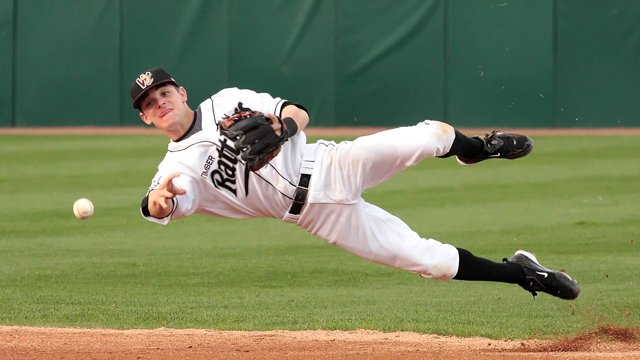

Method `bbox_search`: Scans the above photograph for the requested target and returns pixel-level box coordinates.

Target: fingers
[156,192,170,209]
[161,173,180,187]
[151,188,175,209]
[264,113,278,124]
[152,173,186,211]
[265,113,282,136]
[160,173,186,194]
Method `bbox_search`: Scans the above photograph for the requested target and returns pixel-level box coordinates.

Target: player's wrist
[280,117,298,138]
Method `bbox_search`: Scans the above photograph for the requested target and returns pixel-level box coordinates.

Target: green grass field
[1,133,638,339]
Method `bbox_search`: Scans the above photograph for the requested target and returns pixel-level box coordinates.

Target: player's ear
[139,111,152,125]
[178,86,188,103]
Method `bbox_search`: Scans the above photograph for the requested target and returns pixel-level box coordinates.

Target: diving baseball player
[131,67,580,300]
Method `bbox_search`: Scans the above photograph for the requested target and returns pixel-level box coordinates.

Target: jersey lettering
[210,137,240,196]
[201,155,215,178]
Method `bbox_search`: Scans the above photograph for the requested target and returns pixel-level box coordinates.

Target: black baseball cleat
[456,130,533,165]
[504,250,580,300]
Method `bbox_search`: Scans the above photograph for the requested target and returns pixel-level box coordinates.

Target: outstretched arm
[146,173,186,218]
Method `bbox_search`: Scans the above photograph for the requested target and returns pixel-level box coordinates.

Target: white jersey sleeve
[210,87,289,121]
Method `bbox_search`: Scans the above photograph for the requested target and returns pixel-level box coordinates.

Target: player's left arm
[280,103,309,135]
[264,103,309,138]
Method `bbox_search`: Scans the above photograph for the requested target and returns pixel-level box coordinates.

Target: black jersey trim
[141,195,151,217]
[274,99,284,117]
[174,109,202,142]
[281,101,308,116]
[209,97,217,123]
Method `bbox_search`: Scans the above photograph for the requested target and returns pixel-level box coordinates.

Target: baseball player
[131,67,580,300]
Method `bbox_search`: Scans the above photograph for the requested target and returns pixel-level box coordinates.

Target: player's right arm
[141,172,197,225]
[146,173,185,218]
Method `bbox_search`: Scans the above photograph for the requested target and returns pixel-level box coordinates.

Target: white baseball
[73,198,94,220]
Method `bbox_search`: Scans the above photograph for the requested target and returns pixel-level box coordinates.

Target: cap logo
[135,71,154,89]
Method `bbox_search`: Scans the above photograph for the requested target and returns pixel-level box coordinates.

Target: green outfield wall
[1,0,638,128]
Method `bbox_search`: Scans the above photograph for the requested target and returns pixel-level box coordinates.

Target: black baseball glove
[219,110,289,171]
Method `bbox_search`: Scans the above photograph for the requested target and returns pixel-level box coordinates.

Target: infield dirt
[1,325,639,360]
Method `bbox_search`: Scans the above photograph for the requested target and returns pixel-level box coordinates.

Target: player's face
[139,85,189,130]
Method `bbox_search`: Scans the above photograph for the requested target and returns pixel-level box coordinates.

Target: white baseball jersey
[142,87,307,223]
[142,88,461,280]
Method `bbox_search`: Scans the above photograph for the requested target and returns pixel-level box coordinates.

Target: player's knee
[417,120,456,156]
[416,242,459,280]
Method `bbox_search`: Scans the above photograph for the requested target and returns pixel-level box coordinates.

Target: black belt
[288,174,311,215]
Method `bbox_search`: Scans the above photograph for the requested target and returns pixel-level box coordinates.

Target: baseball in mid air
[73,198,94,220]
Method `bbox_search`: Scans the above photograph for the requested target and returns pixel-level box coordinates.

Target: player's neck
[166,109,196,141]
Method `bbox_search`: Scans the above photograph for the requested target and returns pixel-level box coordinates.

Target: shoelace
[483,130,504,152]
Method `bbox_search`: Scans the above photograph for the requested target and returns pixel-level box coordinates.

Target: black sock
[438,130,485,158]
[453,248,525,284]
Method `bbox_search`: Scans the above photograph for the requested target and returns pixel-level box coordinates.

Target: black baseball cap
[130,67,178,110]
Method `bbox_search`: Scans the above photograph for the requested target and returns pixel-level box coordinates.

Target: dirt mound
[531,325,640,353]
[1,325,639,359]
